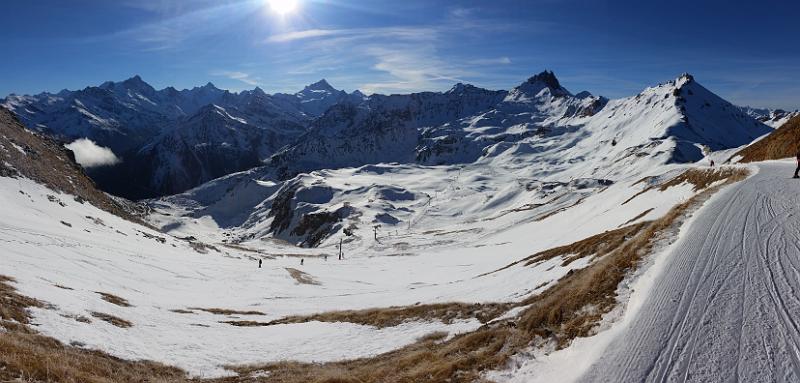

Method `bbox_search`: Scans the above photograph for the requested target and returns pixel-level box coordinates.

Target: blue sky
[1,0,799,109]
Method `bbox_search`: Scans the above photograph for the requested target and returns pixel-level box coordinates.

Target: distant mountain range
[1,71,780,201]
[738,106,799,128]
[2,77,364,198]
[154,72,773,247]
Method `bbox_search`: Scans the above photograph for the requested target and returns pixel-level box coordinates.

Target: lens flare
[267,0,299,15]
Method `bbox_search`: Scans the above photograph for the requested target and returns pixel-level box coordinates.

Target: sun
[267,0,299,15]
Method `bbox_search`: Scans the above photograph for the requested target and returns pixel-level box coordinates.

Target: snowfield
[0,157,714,377]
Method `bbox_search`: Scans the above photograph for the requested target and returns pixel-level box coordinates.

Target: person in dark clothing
[258,259,262,268]
[300,258,304,266]
[795,151,800,179]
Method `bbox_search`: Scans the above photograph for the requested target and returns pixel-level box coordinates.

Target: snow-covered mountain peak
[676,72,695,85]
[505,70,571,103]
[445,82,486,96]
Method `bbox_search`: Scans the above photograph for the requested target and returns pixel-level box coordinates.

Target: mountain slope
[0,107,139,221]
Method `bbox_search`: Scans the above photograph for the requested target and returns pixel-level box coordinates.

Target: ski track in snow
[580,162,800,383]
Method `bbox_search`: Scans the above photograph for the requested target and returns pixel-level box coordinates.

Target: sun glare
[267,0,299,15]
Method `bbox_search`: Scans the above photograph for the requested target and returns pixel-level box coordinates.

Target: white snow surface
[0,158,710,377]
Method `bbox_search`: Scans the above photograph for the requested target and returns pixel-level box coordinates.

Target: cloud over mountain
[65,138,121,168]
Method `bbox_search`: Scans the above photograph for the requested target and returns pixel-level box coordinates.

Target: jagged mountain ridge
[3,71,774,203]
[2,76,364,198]
[157,72,771,247]
[1,75,350,151]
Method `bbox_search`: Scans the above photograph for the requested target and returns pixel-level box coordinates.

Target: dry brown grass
[188,307,265,316]
[658,167,747,191]
[55,283,75,290]
[417,331,449,343]
[534,197,585,222]
[737,115,800,162]
[620,208,654,227]
[286,267,321,285]
[0,331,188,383]
[523,222,650,267]
[0,275,188,382]
[0,275,44,327]
[90,312,133,328]
[96,292,132,307]
[170,309,195,314]
[223,302,513,329]
[622,167,748,205]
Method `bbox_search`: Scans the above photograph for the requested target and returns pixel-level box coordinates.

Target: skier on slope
[795,150,800,179]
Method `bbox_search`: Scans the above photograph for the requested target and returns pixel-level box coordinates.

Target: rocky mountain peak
[526,70,561,90]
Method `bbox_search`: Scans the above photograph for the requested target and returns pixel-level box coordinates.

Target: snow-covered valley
[1,69,797,382]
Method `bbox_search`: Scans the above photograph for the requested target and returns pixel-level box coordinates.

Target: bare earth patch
[188,307,265,316]
[170,309,195,314]
[96,291,132,307]
[620,208,655,227]
[285,268,321,285]
[222,302,512,328]
[622,167,748,205]
[90,312,133,328]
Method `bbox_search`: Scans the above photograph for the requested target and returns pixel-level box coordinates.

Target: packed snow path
[580,162,800,382]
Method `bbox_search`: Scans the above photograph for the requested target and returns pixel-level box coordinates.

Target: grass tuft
[90,312,133,328]
[96,292,132,307]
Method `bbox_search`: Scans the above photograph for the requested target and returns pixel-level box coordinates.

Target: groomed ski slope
[578,161,800,382]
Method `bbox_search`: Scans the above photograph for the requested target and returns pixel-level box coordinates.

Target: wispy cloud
[266,29,344,43]
[467,57,512,66]
[266,27,436,44]
[210,70,261,86]
[264,17,522,94]
[79,2,260,51]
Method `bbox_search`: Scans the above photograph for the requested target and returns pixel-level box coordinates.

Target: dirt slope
[737,115,800,162]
